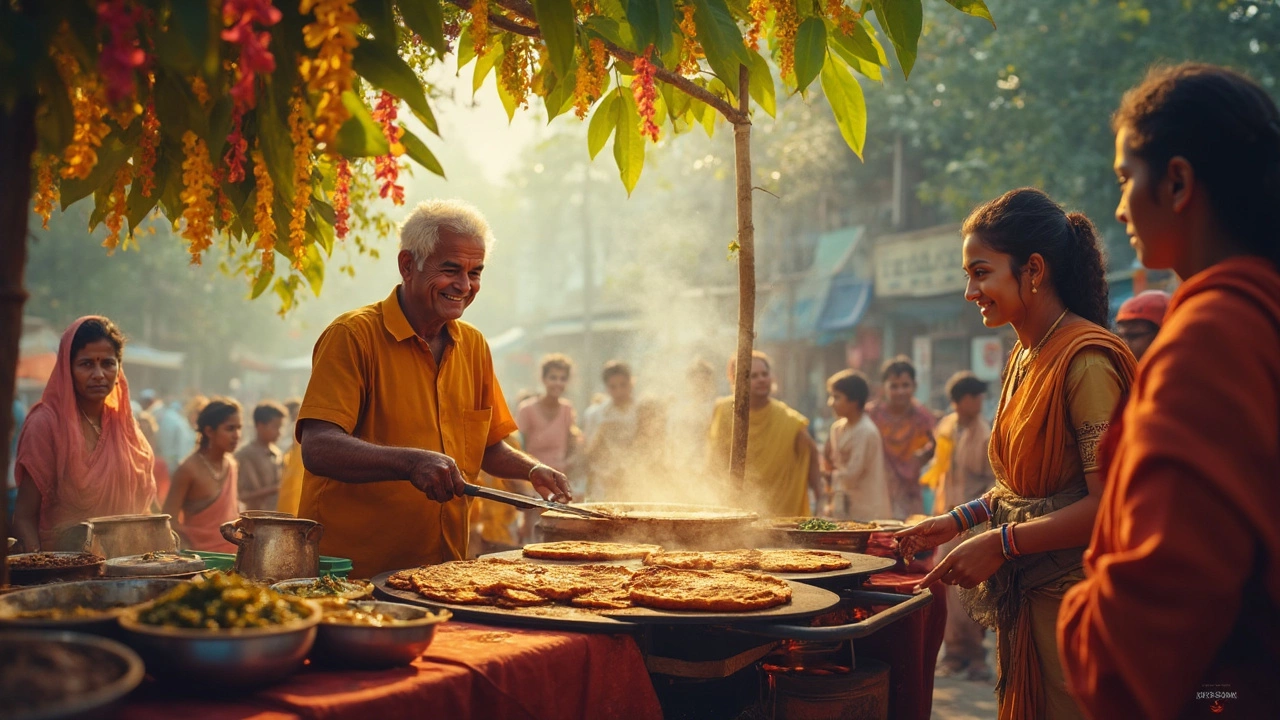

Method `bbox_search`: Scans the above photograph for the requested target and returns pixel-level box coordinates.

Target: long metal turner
[462,483,614,519]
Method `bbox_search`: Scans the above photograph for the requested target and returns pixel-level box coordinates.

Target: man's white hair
[399,199,495,269]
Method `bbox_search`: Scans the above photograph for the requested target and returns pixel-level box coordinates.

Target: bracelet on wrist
[999,522,1023,561]
[949,498,993,532]
[528,463,549,480]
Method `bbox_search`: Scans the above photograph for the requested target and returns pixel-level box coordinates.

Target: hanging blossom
[747,0,769,52]
[470,0,489,57]
[53,49,110,180]
[632,47,660,142]
[103,163,133,253]
[825,0,862,35]
[190,76,211,105]
[499,37,534,110]
[213,167,234,225]
[251,147,277,273]
[333,157,351,239]
[530,42,550,97]
[773,0,799,80]
[224,111,249,182]
[137,100,160,196]
[371,91,405,205]
[221,0,281,109]
[299,0,359,147]
[287,95,313,265]
[33,154,59,230]
[179,131,216,264]
[677,4,703,75]
[96,0,147,106]
[573,39,608,119]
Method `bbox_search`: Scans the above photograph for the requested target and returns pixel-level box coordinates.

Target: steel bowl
[0,630,144,720]
[312,601,450,668]
[0,578,187,636]
[7,553,105,586]
[117,599,321,689]
[271,577,374,601]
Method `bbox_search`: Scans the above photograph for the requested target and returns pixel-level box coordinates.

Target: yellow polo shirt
[296,287,518,578]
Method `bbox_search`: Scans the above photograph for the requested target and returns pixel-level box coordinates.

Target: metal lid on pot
[105,552,206,578]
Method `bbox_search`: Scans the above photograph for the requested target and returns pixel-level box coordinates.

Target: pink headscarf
[15,316,156,547]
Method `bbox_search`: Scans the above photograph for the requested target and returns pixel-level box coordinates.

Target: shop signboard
[971,336,1005,382]
[873,226,965,298]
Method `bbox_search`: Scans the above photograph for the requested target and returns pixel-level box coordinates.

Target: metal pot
[57,514,181,558]
[220,515,323,583]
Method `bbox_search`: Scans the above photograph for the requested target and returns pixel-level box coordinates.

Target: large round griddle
[480,548,895,588]
[597,581,839,625]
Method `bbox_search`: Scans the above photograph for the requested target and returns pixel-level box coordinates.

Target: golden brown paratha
[626,566,792,612]
[522,541,661,561]
[399,559,638,609]
[754,550,851,573]
[642,549,762,570]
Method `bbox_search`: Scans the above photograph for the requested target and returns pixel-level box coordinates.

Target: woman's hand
[893,515,960,561]
[915,529,1006,590]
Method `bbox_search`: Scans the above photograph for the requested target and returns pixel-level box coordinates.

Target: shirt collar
[382,285,459,344]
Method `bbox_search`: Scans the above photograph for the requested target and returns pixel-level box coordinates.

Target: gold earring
[1032,286,1038,294]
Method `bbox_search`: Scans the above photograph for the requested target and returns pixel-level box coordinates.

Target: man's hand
[529,464,572,503]
[407,450,466,503]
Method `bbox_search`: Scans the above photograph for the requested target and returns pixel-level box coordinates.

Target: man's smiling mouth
[442,293,464,301]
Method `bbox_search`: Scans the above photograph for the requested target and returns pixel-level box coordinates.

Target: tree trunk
[728,65,755,490]
[0,96,37,586]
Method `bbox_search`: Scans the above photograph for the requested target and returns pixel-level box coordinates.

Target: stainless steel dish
[56,514,181,558]
[104,552,206,578]
[117,600,321,688]
[312,601,450,668]
[0,578,187,635]
[0,630,145,720]
[272,577,374,601]
[7,553,105,586]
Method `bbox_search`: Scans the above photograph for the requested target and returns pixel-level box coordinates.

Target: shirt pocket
[459,408,493,479]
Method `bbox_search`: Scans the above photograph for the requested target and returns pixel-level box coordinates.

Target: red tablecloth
[119,622,662,720]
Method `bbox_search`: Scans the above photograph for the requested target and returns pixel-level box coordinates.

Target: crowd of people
[4,62,1277,719]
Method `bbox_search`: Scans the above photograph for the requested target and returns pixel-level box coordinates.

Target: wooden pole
[728,65,755,489]
[0,96,37,586]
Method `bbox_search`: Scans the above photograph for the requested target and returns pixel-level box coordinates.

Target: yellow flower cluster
[33,154,59,230]
[471,0,490,57]
[287,96,313,267]
[53,49,110,181]
[252,148,277,274]
[825,0,862,34]
[179,131,216,265]
[747,0,769,52]
[531,42,550,97]
[678,4,703,75]
[102,162,133,253]
[300,0,359,147]
[190,76,211,106]
[499,37,533,110]
[573,39,608,119]
[772,0,799,80]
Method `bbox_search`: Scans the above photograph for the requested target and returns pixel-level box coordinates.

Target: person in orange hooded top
[1058,64,1280,720]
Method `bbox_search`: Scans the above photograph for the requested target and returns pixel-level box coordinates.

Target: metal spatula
[461,483,614,519]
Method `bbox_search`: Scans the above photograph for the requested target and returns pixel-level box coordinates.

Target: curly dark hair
[196,398,242,449]
[963,188,1110,328]
[70,317,126,361]
[1114,63,1280,265]
[540,353,573,379]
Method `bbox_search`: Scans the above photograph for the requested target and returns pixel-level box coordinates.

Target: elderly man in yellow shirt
[296,200,571,578]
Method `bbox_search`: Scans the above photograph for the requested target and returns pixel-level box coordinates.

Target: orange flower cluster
[53,49,110,181]
[747,0,769,52]
[251,148,277,273]
[773,0,799,80]
[471,0,490,57]
[287,96,313,265]
[137,100,160,197]
[573,39,608,119]
[300,0,359,147]
[499,37,533,110]
[33,154,59,230]
[632,47,660,142]
[677,5,703,75]
[191,76,211,106]
[179,131,216,264]
[530,42,550,97]
[371,91,405,205]
[103,163,133,253]
[333,157,351,239]
[825,0,862,34]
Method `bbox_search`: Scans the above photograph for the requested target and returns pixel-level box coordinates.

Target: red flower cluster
[333,157,351,239]
[224,111,249,182]
[632,47,660,142]
[221,0,281,110]
[137,100,160,197]
[97,0,147,105]
[371,91,405,205]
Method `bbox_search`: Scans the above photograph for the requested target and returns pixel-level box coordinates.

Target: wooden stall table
[119,621,662,720]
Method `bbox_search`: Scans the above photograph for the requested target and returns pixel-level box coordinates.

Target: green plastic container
[183,551,352,578]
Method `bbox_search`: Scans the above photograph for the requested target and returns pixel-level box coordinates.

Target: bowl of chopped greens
[117,572,320,688]
[760,517,882,552]
[271,575,374,601]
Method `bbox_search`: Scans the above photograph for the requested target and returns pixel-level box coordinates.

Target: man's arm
[300,420,466,503]
[481,440,571,502]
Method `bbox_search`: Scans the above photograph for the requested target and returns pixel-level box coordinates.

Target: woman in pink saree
[13,316,157,551]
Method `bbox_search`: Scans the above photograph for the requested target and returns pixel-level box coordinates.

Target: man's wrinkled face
[883,372,916,412]
[400,230,487,323]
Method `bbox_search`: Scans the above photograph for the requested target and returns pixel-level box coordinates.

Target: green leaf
[661,82,692,119]
[495,61,518,121]
[401,126,446,177]
[397,0,446,55]
[820,55,867,159]
[587,92,619,159]
[301,243,326,295]
[60,137,130,209]
[331,91,392,157]
[473,39,502,95]
[691,0,750,89]
[258,96,295,199]
[355,0,396,41]
[125,154,165,231]
[273,278,295,313]
[154,1,217,76]
[533,0,577,80]
[585,16,634,52]
[352,37,437,132]
[34,60,75,154]
[613,89,645,194]
[745,52,775,117]
[250,266,274,299]
[308,208,335,256]
[827,21,882,81]
[870,0,922,78]
[942,0,995,28]
[793,17,827,93]
[627,0,675,55]
[543,56,582,122]
[457,26,476,68]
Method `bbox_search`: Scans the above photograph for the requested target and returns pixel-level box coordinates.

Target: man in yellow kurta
[708,351,820,517]
[296,200,571,578]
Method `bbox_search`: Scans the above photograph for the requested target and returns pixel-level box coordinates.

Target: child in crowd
[822,370,893,521]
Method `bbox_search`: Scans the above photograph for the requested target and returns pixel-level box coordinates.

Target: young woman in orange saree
[896,189,1136,720]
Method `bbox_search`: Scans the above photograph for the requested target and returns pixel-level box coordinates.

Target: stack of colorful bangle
[999,522,1023,560]
[948,497,993,532]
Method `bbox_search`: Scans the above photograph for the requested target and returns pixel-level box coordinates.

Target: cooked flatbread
[626,566,792,612]
[643,549,762,571]
[400,558,639,609]
[522,541,662,561]
[754,549,851,573]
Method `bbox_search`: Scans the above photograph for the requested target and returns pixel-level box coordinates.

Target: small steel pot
[220,515,323,583]
[57,514,181,558]
[312,602,450,668]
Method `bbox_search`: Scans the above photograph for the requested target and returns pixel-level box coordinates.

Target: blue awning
[818,275,872,332]
[757,280,829,343]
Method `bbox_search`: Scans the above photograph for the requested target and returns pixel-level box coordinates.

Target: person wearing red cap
[1113,289,1171,360]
